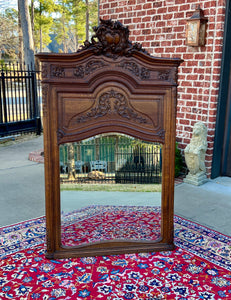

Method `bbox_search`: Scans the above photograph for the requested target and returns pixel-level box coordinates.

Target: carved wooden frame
[37,19,183,259]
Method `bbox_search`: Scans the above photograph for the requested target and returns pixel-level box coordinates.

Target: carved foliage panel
[46,58,177,85]
[57,85,165,143]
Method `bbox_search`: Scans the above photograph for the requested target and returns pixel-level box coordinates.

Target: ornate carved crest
[80,19,149,59]
[75,89,149,124]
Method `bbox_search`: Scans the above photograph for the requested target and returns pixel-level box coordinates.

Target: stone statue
[184,122,208,186]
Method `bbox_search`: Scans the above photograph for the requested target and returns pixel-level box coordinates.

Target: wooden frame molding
[36,19,183,259]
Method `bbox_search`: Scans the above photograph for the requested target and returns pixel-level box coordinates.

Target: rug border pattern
[0,205,230,272]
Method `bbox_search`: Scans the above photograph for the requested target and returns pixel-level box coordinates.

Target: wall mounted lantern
[186,5,208,46]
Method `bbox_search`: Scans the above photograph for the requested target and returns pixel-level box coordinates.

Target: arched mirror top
[56,83,166,144]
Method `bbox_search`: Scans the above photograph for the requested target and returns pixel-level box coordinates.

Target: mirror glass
[60,133,162,247]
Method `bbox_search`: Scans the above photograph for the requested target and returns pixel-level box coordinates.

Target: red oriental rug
[61,206,161,246]
[1,205,231,300]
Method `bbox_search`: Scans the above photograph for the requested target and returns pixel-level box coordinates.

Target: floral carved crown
[79,19,149,59]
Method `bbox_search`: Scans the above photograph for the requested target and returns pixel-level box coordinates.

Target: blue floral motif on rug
[0,205,231,299]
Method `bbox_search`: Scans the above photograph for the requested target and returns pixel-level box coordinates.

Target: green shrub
[175,142,183,177]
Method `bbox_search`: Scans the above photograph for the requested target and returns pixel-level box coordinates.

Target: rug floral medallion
[0,205,231,299]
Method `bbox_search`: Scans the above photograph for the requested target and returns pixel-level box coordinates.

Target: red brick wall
[100,0,226,177]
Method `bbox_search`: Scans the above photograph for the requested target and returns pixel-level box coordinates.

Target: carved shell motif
[76,89,149,124]
[79,19,149,59]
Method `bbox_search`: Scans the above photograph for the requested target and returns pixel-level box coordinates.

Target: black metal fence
[60,134,162,184]
[0,63,42,137]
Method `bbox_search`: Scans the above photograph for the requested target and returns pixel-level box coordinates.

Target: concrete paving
[0,135,45,226]
[61,191,161,213]
[175,178,231,236]
[0,134,230,237]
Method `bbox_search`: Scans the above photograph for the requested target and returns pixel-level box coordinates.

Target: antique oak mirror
[37,19,183,259]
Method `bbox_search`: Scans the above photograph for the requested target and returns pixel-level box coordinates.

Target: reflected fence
[60,134,162,184]
[0,63,42,137]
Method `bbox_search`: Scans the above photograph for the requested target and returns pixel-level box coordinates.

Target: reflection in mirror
[60,133,162,247]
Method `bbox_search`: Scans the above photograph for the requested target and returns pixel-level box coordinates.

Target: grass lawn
[60,183,162,192]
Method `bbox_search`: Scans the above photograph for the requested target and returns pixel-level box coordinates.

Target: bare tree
[86,0,89,41]
[0,10,18,61]
[18,0,35,67]
[18,2,24,64]
[31,0,35,39]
